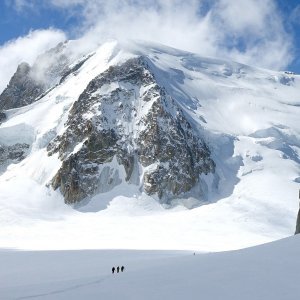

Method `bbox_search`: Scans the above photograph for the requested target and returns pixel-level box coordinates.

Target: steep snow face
[0,40,299,251]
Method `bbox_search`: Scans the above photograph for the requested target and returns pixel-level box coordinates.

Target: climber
[117,266,120,273]
[121,266,125,272]
[112,267,115,274]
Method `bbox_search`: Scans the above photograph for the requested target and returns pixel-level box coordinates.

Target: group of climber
[112,266,125,274]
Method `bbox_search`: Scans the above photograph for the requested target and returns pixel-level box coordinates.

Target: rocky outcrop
[0,112,6,124]
[296,213,300,234]
[48,57,215,204]
[0,42,71,112]
[0,62,44,111]
[0,143,30,174]
[137,96,214,198]
[296,200,300,234]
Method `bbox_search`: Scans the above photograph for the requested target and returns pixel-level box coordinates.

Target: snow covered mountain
[0,39,299,251]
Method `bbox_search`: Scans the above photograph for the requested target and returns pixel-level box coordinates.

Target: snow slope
[0,40,299,251]
[1,235,300,300]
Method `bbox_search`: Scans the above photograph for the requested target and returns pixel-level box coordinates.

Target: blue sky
[0,2,80,43]
[276,0,300,72]
[0,0,300,73]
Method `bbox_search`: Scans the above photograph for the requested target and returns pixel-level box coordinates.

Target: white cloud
[0,29,66,93]
[215,0,271,34]
[209,0,294,70]
[43,0,293,70]
[3,0,295,71]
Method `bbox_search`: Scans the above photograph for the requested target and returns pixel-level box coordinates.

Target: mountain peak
[0,39,299,250]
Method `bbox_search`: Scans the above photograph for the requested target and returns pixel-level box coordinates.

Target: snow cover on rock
[0,40,299,251]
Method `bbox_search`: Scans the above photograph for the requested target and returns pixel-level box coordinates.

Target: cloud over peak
[5,0,295,71]
[0,29,66,93]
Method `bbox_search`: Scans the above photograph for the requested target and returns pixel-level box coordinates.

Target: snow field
[1,235,300,300]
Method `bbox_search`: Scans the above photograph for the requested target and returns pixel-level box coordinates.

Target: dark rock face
[0,112,6,124]
[51,130,122,204]
[138,97,214,198]
[48,57,215,204]
[296,203,300,234]
[0,62,45,111]
[296,215,300,234]
[0,42,71,111]
[0,143,30,174]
